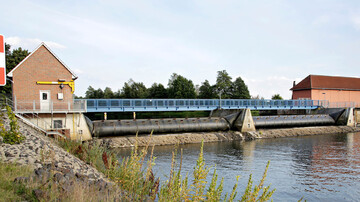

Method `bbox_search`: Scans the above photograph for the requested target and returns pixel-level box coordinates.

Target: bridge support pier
[234,109,256,132]
[211,108,256,133]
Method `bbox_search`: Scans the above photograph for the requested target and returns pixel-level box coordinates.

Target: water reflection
[114,132,360,201]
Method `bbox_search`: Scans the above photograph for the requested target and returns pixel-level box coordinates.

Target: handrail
[12,99,86,113]
[77,99,327,112]
[0,97,53,131]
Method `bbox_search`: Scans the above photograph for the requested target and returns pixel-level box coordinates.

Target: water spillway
[253,115,335,128]
[93,117,230,137]
[89,108,353,137]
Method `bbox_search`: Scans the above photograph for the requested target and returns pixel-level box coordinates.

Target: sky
[2,0,360,99]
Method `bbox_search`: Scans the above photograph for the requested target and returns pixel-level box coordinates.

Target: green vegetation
[148,83,168,98]
[251,110,260,116]
[198,79,216,98]
[0,162,34,201]
[80,70,251,99]
[1,135,275,201]
[0,105,25,144]
[122,79,149,98]
[271,94,283,100]
[167,73,197,98]
[56,138,275,201]
[215,70,233,99]
[0,161,121,201]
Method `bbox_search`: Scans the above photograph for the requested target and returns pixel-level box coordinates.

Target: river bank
[0,113,118,200]
[96,125,360,148]
[0,111,275,201]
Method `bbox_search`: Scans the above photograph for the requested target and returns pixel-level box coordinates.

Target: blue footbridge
[78,99,326,113]
[76,98,346,137]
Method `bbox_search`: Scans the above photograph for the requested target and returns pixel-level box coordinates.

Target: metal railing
[0,97,52,131]
[78,99,326,112]
[13,99,86,113]
[327,102,360,108]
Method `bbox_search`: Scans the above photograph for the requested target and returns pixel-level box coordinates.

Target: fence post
[14,96,17,111]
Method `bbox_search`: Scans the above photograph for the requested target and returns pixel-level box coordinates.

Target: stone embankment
[0,114,114,197]
[97,126,360,148]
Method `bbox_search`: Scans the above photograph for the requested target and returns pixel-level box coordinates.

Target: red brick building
[8,43,77,111]
[291,75,360,107]
[7,43,91,140]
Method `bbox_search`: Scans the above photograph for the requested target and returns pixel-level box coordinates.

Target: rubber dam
[89,108,353,137]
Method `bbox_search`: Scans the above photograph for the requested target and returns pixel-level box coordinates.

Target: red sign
[0,35,5,86]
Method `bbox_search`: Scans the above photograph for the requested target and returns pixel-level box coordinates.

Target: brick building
[8,43,76,108]
[7,43,91,140]
[291,75,360,107]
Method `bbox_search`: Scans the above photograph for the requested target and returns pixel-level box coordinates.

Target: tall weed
[57,137,275,201]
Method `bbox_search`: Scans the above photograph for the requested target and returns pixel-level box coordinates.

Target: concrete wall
[234,109,256,132]
[355,109,360,126]
[27,113,92,141]
[12,45,73,105]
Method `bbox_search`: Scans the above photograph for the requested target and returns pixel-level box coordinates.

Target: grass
[56,136,275,201]
[0,162,35,201]
[0,161,124,202]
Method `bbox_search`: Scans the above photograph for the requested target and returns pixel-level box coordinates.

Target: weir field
[2,28,360,200]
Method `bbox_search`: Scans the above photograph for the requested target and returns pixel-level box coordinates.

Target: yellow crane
[36,80,75,93]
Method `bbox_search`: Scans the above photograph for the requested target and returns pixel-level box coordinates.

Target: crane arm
[36,80,75,94]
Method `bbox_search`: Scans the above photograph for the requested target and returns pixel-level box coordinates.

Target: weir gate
[79,99,325,113]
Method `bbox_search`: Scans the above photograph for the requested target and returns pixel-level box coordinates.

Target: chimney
[293,81,296,87]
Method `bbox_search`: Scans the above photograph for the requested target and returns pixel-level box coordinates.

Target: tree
[0,44,30,95]
[85,86,97,98]
[251,95,264,99]
[167,73,196,98]
[103,87,114,98]
[95,88,104,98]
[148,83,168,98]
[114,89,122,98]
[121,79,148,98]
[215,70,232,99]
[198,80,216,99]
[272,94,283,100]
[74,94,83,99]
[231,77,250,99]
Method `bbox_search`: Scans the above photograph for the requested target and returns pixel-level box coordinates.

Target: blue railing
[76,99,325,112]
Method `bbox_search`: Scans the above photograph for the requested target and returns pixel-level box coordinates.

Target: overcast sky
[2,0,360,99]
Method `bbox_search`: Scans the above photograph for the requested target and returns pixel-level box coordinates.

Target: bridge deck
[77,99,325,112]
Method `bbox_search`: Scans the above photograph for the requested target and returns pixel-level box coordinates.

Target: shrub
[0,105,25,144]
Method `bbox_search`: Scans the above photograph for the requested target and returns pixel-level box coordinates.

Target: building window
[42,93,48,100]
[54,120,63,129]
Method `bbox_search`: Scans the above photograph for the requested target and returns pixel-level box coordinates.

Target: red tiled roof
[290,75,360,91]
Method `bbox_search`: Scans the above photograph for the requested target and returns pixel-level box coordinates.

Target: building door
[40,90,51,111]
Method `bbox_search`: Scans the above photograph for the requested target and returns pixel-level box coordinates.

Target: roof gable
[291,75,360,91]
[290,75,311,90]
[7,42,77,80]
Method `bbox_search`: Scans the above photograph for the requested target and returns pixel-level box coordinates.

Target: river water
[115,132,360,201]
